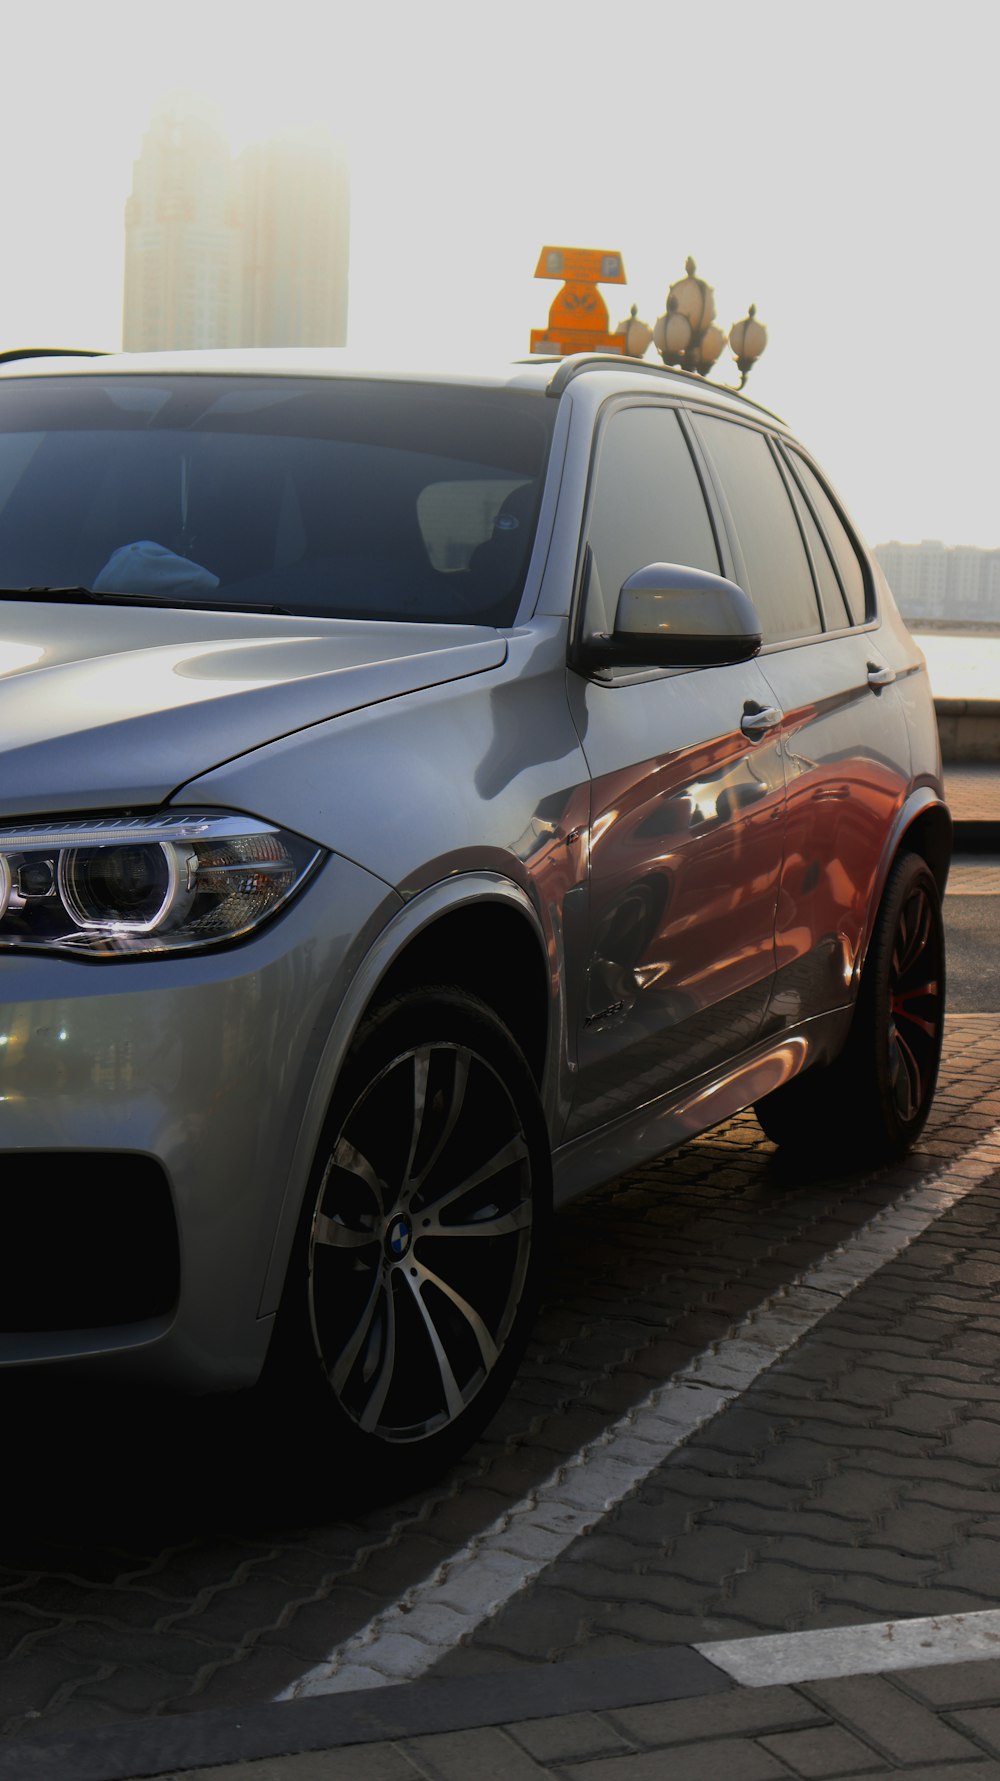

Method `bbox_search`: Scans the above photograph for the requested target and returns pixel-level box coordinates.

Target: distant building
[874,540,1000,624]
[123,103,349,352]
[123,99,240,352]
[237,137,349,347]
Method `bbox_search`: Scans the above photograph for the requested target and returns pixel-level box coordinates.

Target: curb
[0,1648,730,1781]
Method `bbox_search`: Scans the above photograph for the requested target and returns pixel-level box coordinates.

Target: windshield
[0,375,556,626]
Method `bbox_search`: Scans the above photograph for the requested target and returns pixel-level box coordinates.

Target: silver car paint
[0,605,506,819]
[0,851,401,1383]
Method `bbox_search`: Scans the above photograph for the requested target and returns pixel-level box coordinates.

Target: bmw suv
[0,348,949,1486]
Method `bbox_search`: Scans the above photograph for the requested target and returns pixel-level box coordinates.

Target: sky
[2,0,997,549]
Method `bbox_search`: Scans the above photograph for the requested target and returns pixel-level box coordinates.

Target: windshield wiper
[0,586,290,615]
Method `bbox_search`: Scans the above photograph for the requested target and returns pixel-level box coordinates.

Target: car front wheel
[268,987,550,1492]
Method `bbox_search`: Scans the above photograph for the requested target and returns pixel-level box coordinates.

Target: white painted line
[278,1127,1000,1701]
[698,1608,1000,1687]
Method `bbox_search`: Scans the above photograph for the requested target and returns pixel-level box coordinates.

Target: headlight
[0,812,323,957]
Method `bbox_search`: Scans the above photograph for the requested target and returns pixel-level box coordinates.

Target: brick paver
[421,1130,1000,1678]
[947,858,1000,894]
[944,763,1000,824]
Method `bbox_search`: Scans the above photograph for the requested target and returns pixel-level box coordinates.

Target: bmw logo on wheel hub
[385,1214,413,1261]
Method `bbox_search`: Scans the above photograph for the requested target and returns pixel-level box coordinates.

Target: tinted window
[786,450,868,626]
[697,417,821,644]
[0,376,556,626]
[784,469,851,629]
[585,405,720,633]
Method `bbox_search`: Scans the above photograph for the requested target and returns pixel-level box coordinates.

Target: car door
[692,414,911,1032]
[564,401,786,1141]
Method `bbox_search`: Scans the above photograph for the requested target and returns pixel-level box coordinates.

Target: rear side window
[585,404,720,634]
[785,450,869,626]
[784,470,852,630]
[696,416,821,645]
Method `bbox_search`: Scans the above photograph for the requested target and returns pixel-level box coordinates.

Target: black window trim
[777,440,875,631]
[688,410,825,653]
[766,436,848,634]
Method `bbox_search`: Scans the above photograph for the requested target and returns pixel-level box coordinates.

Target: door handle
[741,702,783,737]
[867,662,896,690]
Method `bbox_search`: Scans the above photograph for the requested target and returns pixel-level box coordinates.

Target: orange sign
[533,248,627,284]
[530,246,629,358]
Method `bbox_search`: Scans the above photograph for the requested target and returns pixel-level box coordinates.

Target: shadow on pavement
[0,1374,383,1555]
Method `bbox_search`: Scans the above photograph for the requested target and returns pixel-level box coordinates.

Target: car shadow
[0,1374,381,1553]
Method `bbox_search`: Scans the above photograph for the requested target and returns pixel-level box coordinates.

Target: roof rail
[0,347,108,365]
[530,351,783,421]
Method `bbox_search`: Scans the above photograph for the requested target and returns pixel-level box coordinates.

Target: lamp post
[648,257,767,385]
[617,304,654,359]
[729,303,768,387]
[653,258,728,376]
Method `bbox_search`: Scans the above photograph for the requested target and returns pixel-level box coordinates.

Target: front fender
[256,871,551,1317]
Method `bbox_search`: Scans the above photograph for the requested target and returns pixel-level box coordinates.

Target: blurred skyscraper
[238,136,349,347]
[123,99,240,351]
[123,102,349,351]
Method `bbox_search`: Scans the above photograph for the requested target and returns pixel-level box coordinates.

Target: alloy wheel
[307,1038,535,1443]
[887,878,943,1126]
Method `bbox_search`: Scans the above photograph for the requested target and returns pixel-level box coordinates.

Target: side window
[783,466,852,630]
[786,450,869,626]
[696,416,822,645]
[585,405,720,634]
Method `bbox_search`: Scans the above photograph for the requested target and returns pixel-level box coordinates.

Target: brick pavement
[424,1102,1000,1678]
[947,859,1000,895]
[945,765,1000,827]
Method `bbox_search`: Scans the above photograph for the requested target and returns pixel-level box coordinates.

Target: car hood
[0,602,507,820]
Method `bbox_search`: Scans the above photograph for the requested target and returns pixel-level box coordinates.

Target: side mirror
[575,562,762,671]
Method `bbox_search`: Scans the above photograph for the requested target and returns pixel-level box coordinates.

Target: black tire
[266,987,551,1494]
[755,852,945,1164]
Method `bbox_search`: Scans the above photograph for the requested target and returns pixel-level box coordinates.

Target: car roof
[0,345,786,428]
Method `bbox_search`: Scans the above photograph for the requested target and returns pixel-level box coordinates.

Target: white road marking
[698,1609,1000,1686]
[279,1127,1000,1700]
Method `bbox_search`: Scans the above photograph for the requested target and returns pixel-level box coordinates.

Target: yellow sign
[530,246,629,358]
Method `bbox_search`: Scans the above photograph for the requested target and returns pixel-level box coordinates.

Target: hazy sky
[2,0,997,548]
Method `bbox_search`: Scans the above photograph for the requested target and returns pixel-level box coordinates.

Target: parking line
[279,1127,1000,1700]
[698,1608,1000,1687]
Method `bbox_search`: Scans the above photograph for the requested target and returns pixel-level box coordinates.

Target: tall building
[123,105,350,352]
[238,137,350,347]
[123,99,240,351]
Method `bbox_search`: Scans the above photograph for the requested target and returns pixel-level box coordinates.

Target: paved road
[2,881,1000,1778]
[941,856,1000,1012]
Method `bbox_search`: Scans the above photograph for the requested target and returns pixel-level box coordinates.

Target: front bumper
[0,851,400,1388]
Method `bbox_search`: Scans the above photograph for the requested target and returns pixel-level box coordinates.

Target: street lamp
[651,257,767,385]
[729,303,768,387]
[616,304,654,359]
[653,258,727,376]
